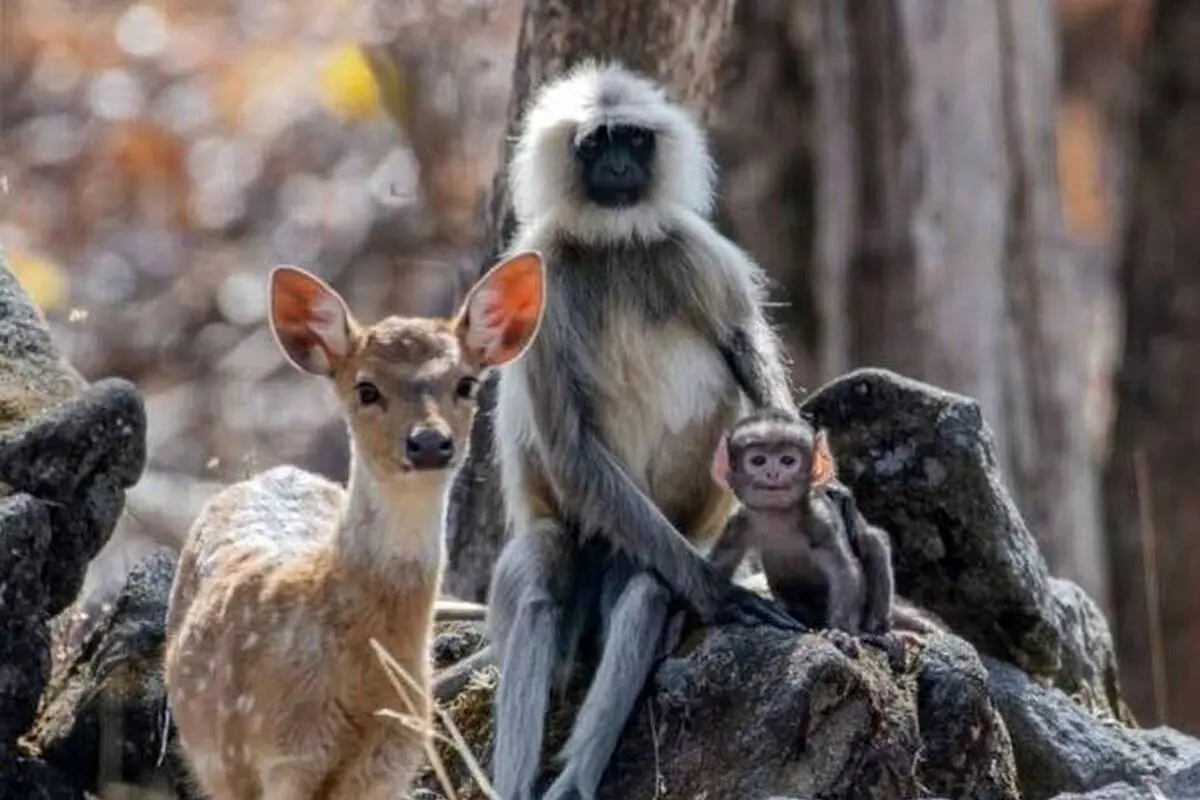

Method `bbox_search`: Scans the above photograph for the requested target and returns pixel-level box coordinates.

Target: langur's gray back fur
[509,60,718,243]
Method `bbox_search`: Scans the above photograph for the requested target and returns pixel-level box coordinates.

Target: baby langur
[709,410,894,636]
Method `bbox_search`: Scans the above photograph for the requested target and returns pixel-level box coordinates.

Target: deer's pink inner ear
[460,251,546,367]
[269,267,351,375]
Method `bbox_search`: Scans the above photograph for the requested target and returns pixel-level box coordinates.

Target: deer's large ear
[268,266,355,376]
[455,250,546,368]
[811,429,838,487]
[711,433,732,489]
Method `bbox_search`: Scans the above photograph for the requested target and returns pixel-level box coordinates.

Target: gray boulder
[800,368,1125,719]
[0,495,53,752]
[1051,762,1200,800]
[988,658,1200,799]
[33,549,197,798]
[1047,760,1200,798]
[0,256,85,440]
[421,627,1019,800]
[0,253,148,795]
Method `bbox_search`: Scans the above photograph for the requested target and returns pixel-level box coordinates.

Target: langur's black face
[729,433,813,512]
[574,124,656,208]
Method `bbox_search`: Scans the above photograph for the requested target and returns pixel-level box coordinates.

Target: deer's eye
[356,381,382,406]
[455,376,479,401]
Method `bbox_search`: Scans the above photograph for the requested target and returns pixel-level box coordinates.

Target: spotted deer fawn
[163,251,546,799]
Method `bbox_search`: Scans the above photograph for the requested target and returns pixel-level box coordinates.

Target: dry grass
[369,638,498,800]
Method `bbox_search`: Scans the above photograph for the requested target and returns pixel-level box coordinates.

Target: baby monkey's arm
[709,511,753,581]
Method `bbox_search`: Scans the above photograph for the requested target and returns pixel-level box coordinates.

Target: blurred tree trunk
[811,1,1106,608]
[1104,0,1200,733]
[712,2,821,387]
[442,0,738,601]
[361,1,522,251]
[719,1,1108,607]
[1056,0,1151,485]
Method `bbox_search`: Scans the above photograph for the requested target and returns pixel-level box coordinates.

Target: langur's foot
[541,767,592,800]
[817,628,862,658]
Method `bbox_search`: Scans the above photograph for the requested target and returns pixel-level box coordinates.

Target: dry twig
[370,637,498,800]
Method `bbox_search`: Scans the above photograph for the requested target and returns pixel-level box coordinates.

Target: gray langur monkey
[483,61,802,800]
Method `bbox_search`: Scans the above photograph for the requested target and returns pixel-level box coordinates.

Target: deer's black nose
[405,427,453,469]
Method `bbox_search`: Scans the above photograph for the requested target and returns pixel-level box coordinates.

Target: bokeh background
[5,0,1197,735]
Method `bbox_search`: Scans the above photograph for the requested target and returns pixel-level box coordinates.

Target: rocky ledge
[408,369,1200,800]
[5,243,1200,799]
[0,255,148,797]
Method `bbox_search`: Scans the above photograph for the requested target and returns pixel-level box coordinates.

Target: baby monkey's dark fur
[710,409,895,635]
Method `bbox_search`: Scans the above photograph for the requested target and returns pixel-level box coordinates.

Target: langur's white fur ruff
[508,61,718,244]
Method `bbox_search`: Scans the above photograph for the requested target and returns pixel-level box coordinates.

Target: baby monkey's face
[730,439,812,512]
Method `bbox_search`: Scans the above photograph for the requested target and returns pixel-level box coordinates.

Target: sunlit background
[0,0,520,530]
[4,0,1189,737]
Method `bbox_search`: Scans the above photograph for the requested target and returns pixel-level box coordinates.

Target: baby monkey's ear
[811,429,837,487]
[711,432,732,489]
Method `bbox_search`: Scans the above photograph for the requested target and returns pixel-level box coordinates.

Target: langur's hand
[713,585,805,631]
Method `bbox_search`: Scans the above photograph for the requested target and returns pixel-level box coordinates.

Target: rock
[1,379,147,616]
[914,635,1019,799]
[0,259,85,439]
[1159,761,1200,798]
[421,626,1019,800]
[1026,758,1200,798]
[987,658,1200,799]
[1049,783,1165,800]
[432,620,488,670]
[0,253,150,796]
[0,494,53,749]
[800,368,1124,718]
[0,377,146,501]
[1049,578,1131,721]
[32,549,196,798]
[0,757,89,799]
[1052,785,1160,800]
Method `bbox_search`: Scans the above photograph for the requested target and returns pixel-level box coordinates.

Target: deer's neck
[335,450,448,582]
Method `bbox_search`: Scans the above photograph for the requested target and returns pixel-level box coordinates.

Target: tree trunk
[442,0,738,601]
[794,0,1107,609]
[710,2,821,387]
[1104,0,1200,733]
[1056,0,1150,485]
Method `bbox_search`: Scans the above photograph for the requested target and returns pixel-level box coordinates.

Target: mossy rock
[417,627,1019,799]
[0,254,85,441]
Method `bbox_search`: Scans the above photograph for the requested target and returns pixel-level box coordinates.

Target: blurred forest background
[2,0,1197,736]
